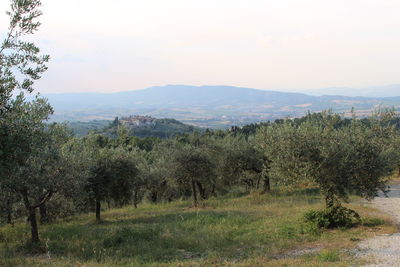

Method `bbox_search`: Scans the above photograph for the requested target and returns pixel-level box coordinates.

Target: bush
[317,250,340,262]
[304,206,361,228]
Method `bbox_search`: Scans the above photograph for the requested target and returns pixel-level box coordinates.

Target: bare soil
[356,184,400,266]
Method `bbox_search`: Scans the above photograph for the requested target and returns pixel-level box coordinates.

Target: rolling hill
[45,85,400,128]
[68,116,198,137]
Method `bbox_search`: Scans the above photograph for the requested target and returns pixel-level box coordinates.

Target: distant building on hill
[120,115,156,128]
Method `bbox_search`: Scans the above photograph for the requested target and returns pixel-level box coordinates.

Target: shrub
[317,250,340,262]
[304,206,361,228]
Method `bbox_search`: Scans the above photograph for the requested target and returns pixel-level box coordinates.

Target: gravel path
[356,184,400,266]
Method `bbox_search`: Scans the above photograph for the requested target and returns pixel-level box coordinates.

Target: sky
[1,0,400,94]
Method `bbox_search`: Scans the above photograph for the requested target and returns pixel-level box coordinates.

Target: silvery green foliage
[0,0,49,112]
[0,1,54,242]
[0,0,51,176]
[256,111,396,208]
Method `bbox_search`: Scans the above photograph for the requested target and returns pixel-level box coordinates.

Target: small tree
[19,124,71,242]
[167,144,215,207]
[140,150,178,203]
[220,136,269,193]
[108,149,141,208]
[81,145,140,221]
[85,149,113,221]
[2,98,71,243]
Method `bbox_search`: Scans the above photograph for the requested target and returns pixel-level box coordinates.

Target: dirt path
[356,184,400,266]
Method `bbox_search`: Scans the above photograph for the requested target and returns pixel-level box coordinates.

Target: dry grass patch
[0,188,396,266]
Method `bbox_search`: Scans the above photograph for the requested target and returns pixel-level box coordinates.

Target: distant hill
[306,84,400,97]
[68,116,198,138]
[46,85,400,128]
[67,120,111,137]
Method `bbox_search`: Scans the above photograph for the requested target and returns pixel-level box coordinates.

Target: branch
[32,190,54,209]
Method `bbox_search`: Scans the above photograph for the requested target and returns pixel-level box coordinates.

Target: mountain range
[305,84,400,97]
[44,85,400,128]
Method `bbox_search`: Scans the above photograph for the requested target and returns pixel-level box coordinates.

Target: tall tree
[0,0,52,243]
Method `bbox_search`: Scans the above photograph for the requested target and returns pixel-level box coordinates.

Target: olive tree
[66,135,140,221]
[257,115,394,209]
[1,98,71,243]
[0,0,49,112]
[0,0,52,243]
[140,150,179,203]
[219,136,270,193]
[165,142,215,207]
[367,108,400,177]
[108,149,141,208]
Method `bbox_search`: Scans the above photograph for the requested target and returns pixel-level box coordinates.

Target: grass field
[0,187,396,266]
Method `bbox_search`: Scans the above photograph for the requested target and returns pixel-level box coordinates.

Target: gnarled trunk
[150,191,158,203]
[96,200,101,221]
[22,191,40,243]
[191,178,198,207]
[324,190,339,209]
[398,163,400,177]
[256,176,261,190]
[196,181,207,200]
[262,176,271,194]
[28,207,40,243]
[7,209,12,225]
[20,189,54,243]
[211,183,216,196]
[6,199,12,225]
[242,179,253,192]
[133,190,138,208]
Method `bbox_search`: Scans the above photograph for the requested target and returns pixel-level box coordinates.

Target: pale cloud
[1,0,400,93]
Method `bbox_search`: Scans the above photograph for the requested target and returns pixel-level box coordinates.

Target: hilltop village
[120,115,156,128]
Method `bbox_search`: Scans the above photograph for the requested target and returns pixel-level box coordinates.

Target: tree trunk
[211,183,216,196]
[242,179,251,192]
[22,190,40,243]
[7,208,12,225]
[325,191,339,208]
[39,203,49,224]
[95,200,101,222]
[256,176,261,190]
[398,163,400,177]
[133,190,138,208]
[196,181,207,200]
[150,191,158,203]
[191,178,198,207]
[28,207,40,243]
[249,179,254,189]
[6,199,12,225]
[262,176,271,194]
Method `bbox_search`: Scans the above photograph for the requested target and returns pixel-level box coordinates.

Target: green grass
[0,189,395,266]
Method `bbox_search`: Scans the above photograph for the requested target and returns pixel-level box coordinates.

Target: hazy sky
[1,0,400,93]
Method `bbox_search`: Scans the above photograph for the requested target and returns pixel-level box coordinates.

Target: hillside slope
[0,188,395,266]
